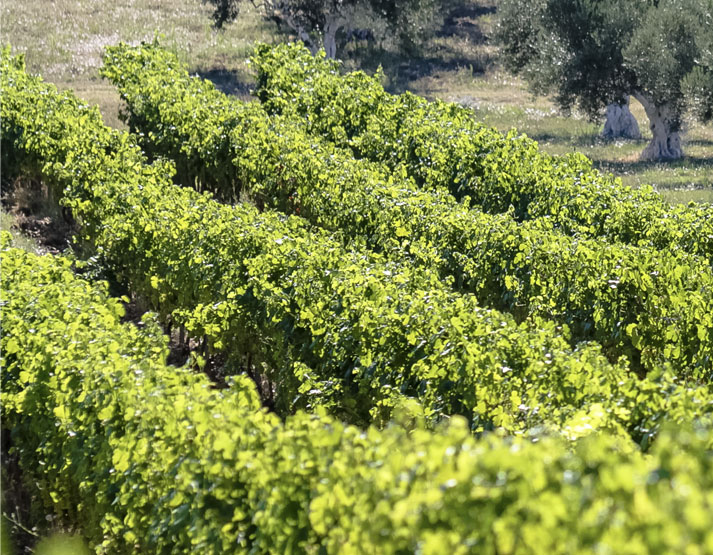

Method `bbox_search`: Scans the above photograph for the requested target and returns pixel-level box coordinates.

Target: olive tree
[496,0,713,160]
[203,0,441,59]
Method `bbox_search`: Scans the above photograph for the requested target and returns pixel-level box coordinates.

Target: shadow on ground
[194,67,254,99]
[343,2,497,92]
[437,3,496,40]
[526,132,618,147]
[594,154,713,176]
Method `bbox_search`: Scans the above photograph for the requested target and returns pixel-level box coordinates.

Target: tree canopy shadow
[593,153,713,175]
[525,132,614,147]
[194,67,253,99]
[436,3,496,40]
[683,138,713,148]
[343,1,498,92]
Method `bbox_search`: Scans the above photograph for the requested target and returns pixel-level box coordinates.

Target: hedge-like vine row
[99,42,713,380]
[3,48,712,440]
[250,42,713,261]
[3,241,713,554]
[0,48,613,433]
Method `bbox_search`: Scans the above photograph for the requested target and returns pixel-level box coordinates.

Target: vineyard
[2,41,713,552]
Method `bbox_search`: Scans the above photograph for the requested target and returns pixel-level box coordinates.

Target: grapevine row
[3,49,710,439]
[3,241,713,554]
[250,42,713,261]
[100,42,713,380]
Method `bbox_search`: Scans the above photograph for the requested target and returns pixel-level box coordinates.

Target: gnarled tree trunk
[280,10,345,58]
[279,8,319,54]
[601,96,640,140]
[633,91,683,160]
[322,15,345,59]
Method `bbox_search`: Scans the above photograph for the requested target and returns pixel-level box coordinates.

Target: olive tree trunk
[633,91,683,161]
[322,15,345,59]
[281,12,319,54]
[281,12,345,58]
[601,96,640,140]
